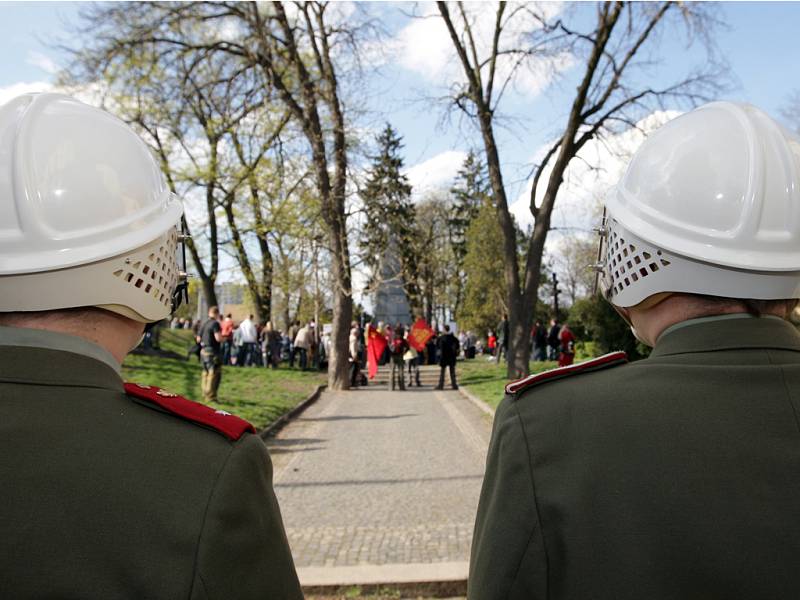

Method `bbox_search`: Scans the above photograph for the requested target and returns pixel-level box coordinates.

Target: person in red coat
[558,323,576,367]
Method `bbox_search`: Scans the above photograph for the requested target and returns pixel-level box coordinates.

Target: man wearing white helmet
[0,94,301,599]
[469,102,800,599]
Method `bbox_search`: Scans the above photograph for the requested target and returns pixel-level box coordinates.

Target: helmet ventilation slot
[606,222,671,295]
[112,232,179,310]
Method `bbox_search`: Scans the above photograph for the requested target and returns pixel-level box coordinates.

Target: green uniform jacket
[0,328,302,599]
[469,316,800,600]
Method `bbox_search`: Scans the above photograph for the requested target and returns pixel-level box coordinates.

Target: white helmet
[599,101,800,308]
[0,93,185,322]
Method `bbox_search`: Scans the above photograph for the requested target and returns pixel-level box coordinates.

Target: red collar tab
[505,351,628,396]
[124,383,256,441]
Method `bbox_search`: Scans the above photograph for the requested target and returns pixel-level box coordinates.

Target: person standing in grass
[220,313,234,365]
[198,306,223,402]
[288,319,300,367]
[557,322,576,367]
[293,322,312,371]
[237,314,258,367]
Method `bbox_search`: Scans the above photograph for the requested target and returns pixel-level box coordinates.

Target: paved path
[265,382,493,586]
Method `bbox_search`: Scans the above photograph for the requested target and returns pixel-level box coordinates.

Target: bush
[568,296,649,360]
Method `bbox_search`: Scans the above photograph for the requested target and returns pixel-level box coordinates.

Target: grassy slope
[458,358,557,410]
[122,329,326,429]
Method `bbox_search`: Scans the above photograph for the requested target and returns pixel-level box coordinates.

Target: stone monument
[373,240,412,326]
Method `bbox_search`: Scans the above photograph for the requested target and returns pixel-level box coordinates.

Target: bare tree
[63,1,372,389]
[552,234,599,306]
[436,1,725,377]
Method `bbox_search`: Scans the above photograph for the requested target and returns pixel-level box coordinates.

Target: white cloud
[404,149,466,198]
[388,2,571,98]
[510,110,683,236]
[26,51,59,75]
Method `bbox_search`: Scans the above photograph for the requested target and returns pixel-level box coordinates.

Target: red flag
[408,318,434,352]
[366,325,387,379]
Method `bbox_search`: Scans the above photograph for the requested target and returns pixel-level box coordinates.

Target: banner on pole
[408,319,435,352]
[366,325,387,379]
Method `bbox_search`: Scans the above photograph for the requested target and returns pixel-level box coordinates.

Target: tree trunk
[200,276,218,310]
[328,238,353,390]
[222,200,270,323]
[258,240,274,324]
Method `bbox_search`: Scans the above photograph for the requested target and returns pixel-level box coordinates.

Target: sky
[2,1,799,299]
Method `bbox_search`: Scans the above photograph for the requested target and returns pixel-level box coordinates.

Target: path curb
[298,561,468,589]
[458,386,495,417]
[260,384,327,439]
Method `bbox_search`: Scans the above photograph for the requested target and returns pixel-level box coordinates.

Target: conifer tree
[448,151,490,318]
[359,124,421,313]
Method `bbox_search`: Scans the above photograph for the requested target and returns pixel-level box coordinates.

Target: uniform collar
[0,326,123,391]
[650,315,800,358]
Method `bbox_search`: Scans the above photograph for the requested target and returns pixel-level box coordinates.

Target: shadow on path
[275,473,484,489]
[298,413,418,422]
[268,437,327,455]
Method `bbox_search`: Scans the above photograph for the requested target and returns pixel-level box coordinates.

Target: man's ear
[613,305,633,328]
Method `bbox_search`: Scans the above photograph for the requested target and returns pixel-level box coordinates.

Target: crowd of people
[189,311,331,371]
[191,307,333,403]
[347,319,461,391]
[458,314,577,368]
[184,305,581,405]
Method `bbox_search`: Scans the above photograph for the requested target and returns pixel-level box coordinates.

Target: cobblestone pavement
[266,385,493,569]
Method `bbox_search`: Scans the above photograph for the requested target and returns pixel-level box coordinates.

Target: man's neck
[0,309,144,365]
[629,295,789,347]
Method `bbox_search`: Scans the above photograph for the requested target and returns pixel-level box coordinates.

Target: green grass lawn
[458,358,557,410]
[459,344,601,410]
[122,329,326,429]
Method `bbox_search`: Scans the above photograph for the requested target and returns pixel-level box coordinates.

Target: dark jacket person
[0,94,301,600]
[435,325,460,390]
[469,102,800,599]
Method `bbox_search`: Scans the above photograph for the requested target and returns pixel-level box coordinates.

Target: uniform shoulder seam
[124,383,255,441]
[505,351,628,396]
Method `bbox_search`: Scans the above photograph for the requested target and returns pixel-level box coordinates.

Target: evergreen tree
[450,151,490,259]
[448,151,490,318]
[460,199,506,338]
[359,124,421,313]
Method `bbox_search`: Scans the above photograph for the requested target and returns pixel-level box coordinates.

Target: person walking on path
[404,335,421,387]
[389,325,409,391]
[469,102,800,600]
[557,322,576,367]
[0,93,301,599]
[435,325,460,390]
[348,322,363,387]
[199,306,223,402]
